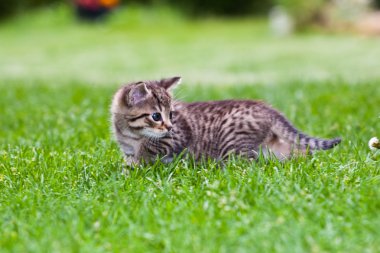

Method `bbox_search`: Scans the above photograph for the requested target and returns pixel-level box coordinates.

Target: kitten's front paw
[122,155,138,174]
[121,165,135,176]
[161,156,173,164]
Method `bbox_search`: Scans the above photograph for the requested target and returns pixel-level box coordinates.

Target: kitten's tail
[271,112,341,150]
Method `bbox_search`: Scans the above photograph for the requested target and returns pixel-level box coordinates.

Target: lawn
[0,5,379,253]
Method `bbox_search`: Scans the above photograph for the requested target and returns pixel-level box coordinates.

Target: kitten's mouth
[140,128,170,139]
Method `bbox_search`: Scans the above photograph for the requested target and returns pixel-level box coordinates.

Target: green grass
[1,5,380,253]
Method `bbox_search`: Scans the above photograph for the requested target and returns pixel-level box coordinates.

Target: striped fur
[111,77,341,165]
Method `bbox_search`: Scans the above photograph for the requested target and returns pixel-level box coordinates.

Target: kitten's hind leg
[263,132,310,160]
[264,139,292,160]
[265,138,311,160]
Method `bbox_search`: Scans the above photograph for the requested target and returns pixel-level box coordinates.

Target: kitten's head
[112,76,181,139]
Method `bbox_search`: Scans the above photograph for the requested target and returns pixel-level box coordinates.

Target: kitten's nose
[165,124,173,131]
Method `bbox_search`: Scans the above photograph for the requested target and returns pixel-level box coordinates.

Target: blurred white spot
[269,6,294,37]
[369,137,380,151]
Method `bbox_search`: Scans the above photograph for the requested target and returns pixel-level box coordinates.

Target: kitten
[111,77,341,166]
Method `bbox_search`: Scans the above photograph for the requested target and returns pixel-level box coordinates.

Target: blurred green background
[1,0,380,86]
[2,0,380,18]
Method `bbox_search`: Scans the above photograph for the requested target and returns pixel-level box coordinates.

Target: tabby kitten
[111,77,341,166]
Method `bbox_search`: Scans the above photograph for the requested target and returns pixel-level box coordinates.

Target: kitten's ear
[160,76,182,90]
[128,82,151,105]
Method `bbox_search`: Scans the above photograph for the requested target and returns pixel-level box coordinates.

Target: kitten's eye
[152,112,162,121]
[169,111,173,120]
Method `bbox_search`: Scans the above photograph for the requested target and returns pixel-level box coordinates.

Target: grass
[1,5,380,253]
